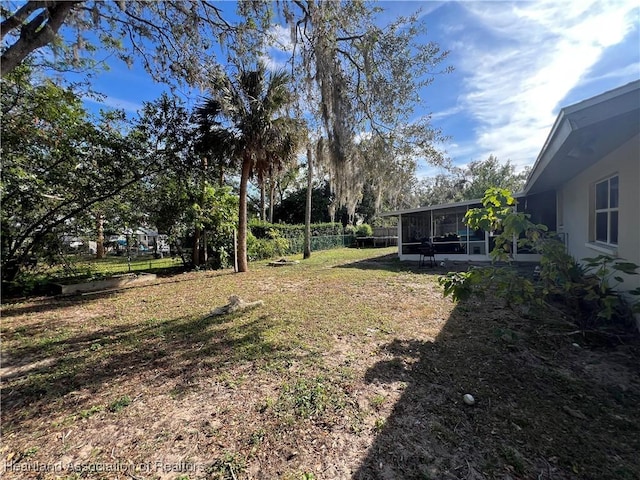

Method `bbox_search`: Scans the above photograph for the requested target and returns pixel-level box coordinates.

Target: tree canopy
[0,68,196,282]
[1,0,239,86]
[2,0,460,279]
[236,1,451,220]
[417,155,530,207]
[1,67,136,280]
[214,0,452,257]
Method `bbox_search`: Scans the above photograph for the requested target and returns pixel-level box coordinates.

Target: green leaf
[612,262,639,274]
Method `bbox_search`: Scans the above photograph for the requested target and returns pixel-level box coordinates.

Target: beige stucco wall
[559,133,640,325]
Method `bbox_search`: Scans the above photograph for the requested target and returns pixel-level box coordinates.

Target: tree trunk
[193,155,207,267]
[233,229,238,272]
[237,158,251,272]
[304,145,313,259]
[269,180,276,223]
[278,181,284,207]
[192,227,201,266]
[260,179,266,222]
[96,213,105,259]
[202,229,208,266]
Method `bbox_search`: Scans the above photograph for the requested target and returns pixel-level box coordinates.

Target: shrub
[246,230,289,261]
[576,255,639,329]
[438,265,536,308]
[355,224,373,237]
[249,220,343,239]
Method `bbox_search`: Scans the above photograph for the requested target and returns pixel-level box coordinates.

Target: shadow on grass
[1,308,304,431]
[353,299,640,480]
[1,290,120,318]
[336,251,471,274]
[1,269,238,318]
[335,253,423,273]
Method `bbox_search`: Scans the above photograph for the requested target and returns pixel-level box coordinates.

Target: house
[106,228,161,253]
[524,80,639,277]
[383,80,640,320]
[526,80,640,328]
[133,227,159,249]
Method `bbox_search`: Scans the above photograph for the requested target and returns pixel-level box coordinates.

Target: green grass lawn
[84,254,182,274]
[2,247,639,480]
[12,255,184,293]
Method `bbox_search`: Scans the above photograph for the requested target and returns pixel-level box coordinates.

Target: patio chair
[418,241,435,268]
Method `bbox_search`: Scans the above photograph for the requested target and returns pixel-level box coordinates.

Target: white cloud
[259,24,295,72]
[408,1,447,21]
[258,53,288,72]
[265,24,294,52]
[449,0,639,168]
[353,130,373,144]
[429,104,463,121]
[83,95,142,113]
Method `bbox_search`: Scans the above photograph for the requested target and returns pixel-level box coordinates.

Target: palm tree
[196,65,305,272]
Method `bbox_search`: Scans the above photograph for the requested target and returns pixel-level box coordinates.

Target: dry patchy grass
[1,247,639,480]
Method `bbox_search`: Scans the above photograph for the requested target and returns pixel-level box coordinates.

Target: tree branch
[9,161,163,263]
[335,34,365,42]
[118,8,181,59]
[1,1,82,77]
[335,47,362,71]
[0,0,47,40]
[292,0,309,19]
[201,0,232,28]
[125,23,153,76]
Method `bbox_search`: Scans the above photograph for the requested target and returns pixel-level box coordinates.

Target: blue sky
[81,0,640,179]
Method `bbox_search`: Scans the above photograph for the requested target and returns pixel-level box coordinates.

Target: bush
[246,221,355,258]
[572,255,639,329]
[286,234,355,254]
[438,265,536,308]
[355,224,373,237]
[249,220,343,239]
[246,229,289,261]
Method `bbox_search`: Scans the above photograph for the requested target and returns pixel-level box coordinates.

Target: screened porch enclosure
[400,203,487,256]
[396,193,556,261]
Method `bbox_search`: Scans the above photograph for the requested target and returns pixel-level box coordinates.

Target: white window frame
[593,175,619,246]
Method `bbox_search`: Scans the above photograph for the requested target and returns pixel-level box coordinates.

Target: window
[594,175,618,245]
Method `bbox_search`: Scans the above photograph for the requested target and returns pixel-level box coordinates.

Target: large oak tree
[1,0,238,86]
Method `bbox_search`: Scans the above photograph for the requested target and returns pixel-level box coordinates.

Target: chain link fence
[285,234,356,254]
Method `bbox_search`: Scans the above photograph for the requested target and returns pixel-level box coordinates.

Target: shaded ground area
[1,248,639,479]
[354,302,640,480]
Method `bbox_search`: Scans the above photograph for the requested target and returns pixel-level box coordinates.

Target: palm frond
[196,64,306,181]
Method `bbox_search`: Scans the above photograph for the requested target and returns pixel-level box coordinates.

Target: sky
[80,0,640,179]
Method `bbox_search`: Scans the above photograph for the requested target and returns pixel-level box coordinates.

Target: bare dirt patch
[2,248,639,479]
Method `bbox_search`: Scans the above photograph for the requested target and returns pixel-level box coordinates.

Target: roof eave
[380,192,526,216]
